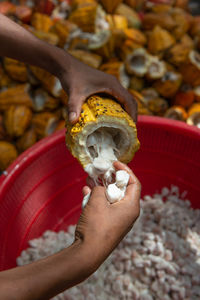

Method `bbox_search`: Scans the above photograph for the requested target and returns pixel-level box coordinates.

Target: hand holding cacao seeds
[76,161,141,256]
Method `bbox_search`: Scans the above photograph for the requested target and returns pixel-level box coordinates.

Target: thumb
[82,186,91,209]
[82,186,91,197]
[87,186,108,207]
[68,92,85,124]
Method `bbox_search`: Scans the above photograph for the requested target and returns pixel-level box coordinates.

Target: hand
[0,14,137,124]
[59,55,138,124]
[75,161,141,262]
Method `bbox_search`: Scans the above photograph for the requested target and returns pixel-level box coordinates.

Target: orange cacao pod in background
[16,127,37,153]
[0,141,18,171]
[0,85,33,111]
[32,111,59,139]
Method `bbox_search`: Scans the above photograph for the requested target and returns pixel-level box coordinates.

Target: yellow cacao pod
[66,95,140,170]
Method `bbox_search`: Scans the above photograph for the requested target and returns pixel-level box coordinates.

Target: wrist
[72,238,104,275]
[49,46,74,80]
[75,231,117,272]
[31,41,71,81]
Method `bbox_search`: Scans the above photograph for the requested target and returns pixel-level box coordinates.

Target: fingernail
[69,112,77,122]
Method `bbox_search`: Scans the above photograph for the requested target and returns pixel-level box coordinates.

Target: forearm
[0,13,70,77]
[0,240,101,300]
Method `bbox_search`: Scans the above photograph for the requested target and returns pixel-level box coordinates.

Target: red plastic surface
[0,116,200,271]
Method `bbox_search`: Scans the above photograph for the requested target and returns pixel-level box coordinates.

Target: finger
[117,91,138,123]
[124,94,138,123]
[125,181,141,203]
[82,185,91,197]
[112,178,141,214]
[67,92,86,124]
[113,161,141,207]
[105,86,138,123]
[86,176,96,188]
[87,186,108,206]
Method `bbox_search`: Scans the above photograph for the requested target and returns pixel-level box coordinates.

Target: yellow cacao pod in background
[31,13,53,32]
[3,58,28,83]
[32,112,59,139]
[16,127,37,153]
[4,105,32,138]
[0,141,18,171]
[0,84,33,111]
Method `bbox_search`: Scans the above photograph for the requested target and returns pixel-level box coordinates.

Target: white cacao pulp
[83,128,130,207]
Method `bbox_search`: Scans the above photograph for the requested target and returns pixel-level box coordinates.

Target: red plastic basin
[0,116,200,271]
